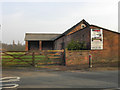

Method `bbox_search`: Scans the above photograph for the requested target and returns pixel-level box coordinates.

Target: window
[81,24,86,29]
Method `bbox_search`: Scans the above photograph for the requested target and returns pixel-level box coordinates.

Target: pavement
[2,67,119,89]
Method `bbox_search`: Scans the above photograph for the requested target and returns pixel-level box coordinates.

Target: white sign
[91,29,103,49]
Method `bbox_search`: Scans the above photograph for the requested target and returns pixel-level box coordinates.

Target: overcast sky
[1,0,119,44]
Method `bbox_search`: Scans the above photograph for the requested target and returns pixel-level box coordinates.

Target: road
[2,68,118,88]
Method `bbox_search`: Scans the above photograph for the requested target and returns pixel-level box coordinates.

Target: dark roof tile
[25,33,61,41]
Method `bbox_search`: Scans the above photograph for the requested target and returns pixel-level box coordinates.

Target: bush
[67,40,87,50]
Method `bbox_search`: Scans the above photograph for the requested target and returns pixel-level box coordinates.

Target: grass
[2,52,61,66]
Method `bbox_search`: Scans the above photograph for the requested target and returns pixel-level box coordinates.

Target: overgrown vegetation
[67,40,87,50]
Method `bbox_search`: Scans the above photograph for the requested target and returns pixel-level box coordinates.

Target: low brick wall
[90,50,118,64]
[65,50,89,66]
[65,50,118,67]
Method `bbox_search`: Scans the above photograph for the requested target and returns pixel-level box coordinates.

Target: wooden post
[25,41,28,51]
[39,41,42,50]
[32,52,35,67]
[61,49,66,66]
[64,49,66,66]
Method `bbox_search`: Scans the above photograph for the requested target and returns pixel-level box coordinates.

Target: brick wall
[54,36,65,50]
[65,27,119,66]
[54,23,119,67]
[65,49,118,67]
[65,27,119,67]
[54,27,91,50]
[65,50,89,66]
[90,26,119,63]
[54,21,90,50]
[65,27,91,49]
[66,23,88,35]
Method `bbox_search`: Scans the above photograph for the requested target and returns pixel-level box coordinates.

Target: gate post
[32,52,35,67]
[62,49,66,66]
[89,54,92,68]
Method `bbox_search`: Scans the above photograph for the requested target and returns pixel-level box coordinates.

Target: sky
[1,0,119,44]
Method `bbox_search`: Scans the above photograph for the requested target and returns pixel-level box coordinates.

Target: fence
[1,50,65,67]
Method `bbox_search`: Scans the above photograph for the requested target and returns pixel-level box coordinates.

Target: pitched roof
[90,25,120,34]
[54,19,119,40]
[25,19,119,41]
[55,19,90,40]
[25,33,61,41]
[63,19,90,35]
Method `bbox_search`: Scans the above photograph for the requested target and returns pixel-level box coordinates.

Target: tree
[2,42,25,51]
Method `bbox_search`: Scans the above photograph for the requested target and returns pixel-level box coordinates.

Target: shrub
[67,40,87,50]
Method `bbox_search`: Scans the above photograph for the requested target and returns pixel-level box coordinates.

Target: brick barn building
[25,19,119,51]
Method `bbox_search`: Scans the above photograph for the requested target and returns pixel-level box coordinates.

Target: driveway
[2,67,118,88]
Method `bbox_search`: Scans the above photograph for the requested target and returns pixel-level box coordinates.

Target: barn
[24,19,119,67]
[54,19,119,51]
[25,19,119,52]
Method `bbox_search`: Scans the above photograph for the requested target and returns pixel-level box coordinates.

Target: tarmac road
[2,68,118,88]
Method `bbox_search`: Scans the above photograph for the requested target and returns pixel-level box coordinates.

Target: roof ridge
[26,33,61,35]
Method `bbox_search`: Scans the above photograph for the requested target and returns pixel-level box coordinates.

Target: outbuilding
[24,33,60,51]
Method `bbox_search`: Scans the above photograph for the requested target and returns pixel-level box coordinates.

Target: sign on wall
[91,29,103,50]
